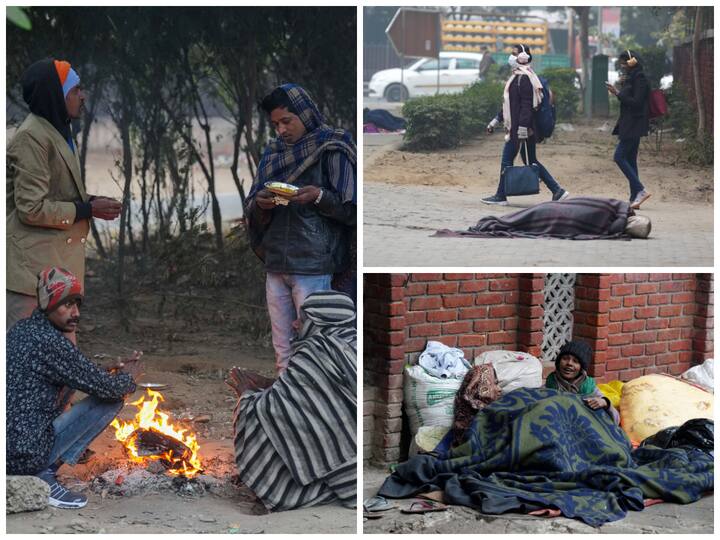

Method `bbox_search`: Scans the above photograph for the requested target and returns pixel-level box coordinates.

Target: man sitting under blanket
[227,291,357,511]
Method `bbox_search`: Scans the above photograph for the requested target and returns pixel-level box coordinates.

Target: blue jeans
[266,273,331,374]
[46,395,123,467]
[614,137,644,199]
[495,139,561,198]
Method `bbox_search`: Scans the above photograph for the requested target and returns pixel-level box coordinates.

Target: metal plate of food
[265,181,299,197]
[138,383,169,390]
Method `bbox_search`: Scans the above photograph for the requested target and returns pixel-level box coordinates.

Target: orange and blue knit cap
[53,60,80,98]
[36,267,83,314]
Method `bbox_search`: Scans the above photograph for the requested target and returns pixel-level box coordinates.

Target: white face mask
[508,55,519,70]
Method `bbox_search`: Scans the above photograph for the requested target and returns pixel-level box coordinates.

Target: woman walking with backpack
[482,44,569,205]
[606,49,651,209]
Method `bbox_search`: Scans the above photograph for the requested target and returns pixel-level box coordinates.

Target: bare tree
[573,7,591,118]
[691,6,706,137]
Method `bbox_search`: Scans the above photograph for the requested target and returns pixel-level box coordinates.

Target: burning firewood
[129,428,193,469]
[111,389,202,477]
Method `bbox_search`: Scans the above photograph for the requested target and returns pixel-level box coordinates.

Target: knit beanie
[555,340,592,372]
[53,60,80,98]
[36,267,83,314]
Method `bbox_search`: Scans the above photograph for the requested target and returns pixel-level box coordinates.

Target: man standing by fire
[7,58,122,332]
[245,84,356,375]
[6,267,143,509]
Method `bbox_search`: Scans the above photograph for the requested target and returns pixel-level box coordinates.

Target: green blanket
[379,388,713,526]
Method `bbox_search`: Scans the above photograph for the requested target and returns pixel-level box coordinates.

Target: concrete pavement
[363,465,714,534]
[363,182,713,267]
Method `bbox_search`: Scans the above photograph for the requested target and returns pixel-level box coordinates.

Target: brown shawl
[451,365,502,447]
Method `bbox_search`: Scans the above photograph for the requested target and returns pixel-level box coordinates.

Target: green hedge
[542,67,581,121]
[402,78,503,151]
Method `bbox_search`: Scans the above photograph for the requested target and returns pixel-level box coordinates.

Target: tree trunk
[692,7,706,138]
[575,7,591,118]
[117,109,133,295]
[78,79,109,259]
[230,126,247,207]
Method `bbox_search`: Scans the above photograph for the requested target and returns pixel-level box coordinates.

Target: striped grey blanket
[435,197,633,240]
[233,292,357,511]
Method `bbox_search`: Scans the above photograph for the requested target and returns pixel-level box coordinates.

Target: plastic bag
[640,418,714,456]
[474,350,542,393]
[681,358,714,393]
[403,364,464,436]
[418,341,470,379]
[620,374,714,442]
[598,380,624,409]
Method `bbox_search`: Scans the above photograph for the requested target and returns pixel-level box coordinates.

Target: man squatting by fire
[6,268,144,509]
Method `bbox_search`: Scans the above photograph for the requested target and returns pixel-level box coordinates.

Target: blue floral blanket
[379,388,713,526]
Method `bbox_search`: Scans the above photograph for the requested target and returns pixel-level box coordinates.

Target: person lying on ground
[6,267,143,509]
[546,340,619,425]
[482,44,569,206]
[435,196,651,240]
[376,386,712,526]
[245,84,357,375]
[227,291,357,512]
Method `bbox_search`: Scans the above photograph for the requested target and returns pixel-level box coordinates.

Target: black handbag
[502,141,540,196]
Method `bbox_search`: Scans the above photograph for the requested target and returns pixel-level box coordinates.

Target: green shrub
[462,79,504,135]
[665,82,713,165]
[542,67,581,121]
[402,94,464,150]
[635,46,671,89]
[402,78,503,151]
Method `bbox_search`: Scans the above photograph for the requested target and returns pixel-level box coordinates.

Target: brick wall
[365,273,713,464]
[673,33,714,134]
[574,273,714,382]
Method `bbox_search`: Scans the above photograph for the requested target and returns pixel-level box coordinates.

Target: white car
[368,51,485,102]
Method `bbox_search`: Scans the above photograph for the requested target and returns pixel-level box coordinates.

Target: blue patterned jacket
[6,310,136,474]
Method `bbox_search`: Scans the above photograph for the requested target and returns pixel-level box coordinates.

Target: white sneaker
[631,190,651,209]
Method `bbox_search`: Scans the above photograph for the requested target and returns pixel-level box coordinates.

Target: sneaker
[631,190,651,209]
[37,469,88,509]
[552,189,570,201]
[481,195,508,206]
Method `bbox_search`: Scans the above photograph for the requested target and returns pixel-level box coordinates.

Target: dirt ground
[6,266,356,534]
[363,122,713,267]
[362,465,714,534]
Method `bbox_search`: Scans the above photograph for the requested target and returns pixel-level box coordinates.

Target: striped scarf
[233,291,356,510]
[249,84,356,204]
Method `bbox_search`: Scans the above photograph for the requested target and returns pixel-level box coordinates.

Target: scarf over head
[21,58,79,149]
[502,64,544,134]
[451,365,502,447]
[250,84,356,204]
[36,267,83,314]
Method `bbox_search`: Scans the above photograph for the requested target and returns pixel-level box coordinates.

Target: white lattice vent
[541,273,576,362]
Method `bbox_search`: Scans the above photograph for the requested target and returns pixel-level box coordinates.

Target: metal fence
[364,43,403,81]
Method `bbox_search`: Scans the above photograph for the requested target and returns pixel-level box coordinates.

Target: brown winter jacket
[7,113,90,296]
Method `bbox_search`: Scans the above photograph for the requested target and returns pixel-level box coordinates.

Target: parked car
[368,51,485,102]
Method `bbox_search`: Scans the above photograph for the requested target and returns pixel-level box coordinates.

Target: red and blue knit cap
[53,60,80,98]
[36,267,83,314]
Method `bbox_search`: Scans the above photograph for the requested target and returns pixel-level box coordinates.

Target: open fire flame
[111,389,202,478]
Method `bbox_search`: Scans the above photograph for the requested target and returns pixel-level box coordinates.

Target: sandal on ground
[401,500,448,514]
[363,495,395,512]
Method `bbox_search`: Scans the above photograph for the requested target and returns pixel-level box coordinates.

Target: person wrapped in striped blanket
[228,291,357,511]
